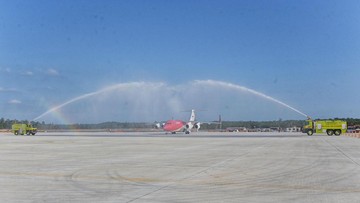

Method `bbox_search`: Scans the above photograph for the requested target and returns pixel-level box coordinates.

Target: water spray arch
[192,80,308,118]
[32,82,165,122]
[33,80,308,123]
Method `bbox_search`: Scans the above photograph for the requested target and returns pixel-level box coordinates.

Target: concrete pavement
[0,132,359,202]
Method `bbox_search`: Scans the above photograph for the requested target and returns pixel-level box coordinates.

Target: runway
[0,132,359,202]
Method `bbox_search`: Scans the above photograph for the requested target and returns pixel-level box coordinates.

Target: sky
[1,0,360,123]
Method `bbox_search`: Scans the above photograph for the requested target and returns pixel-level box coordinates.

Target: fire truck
[11,123,37,135]
[302,119,347,136]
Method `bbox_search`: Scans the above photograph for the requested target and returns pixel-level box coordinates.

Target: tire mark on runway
[125,139,274,203]
[321,138,360,167]
[187,139,328,194]
[183,137,358,197]
[228,137,358,193]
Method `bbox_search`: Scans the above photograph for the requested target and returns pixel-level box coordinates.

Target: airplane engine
[186,122,193,129]
[194,122,201,131]
[154,122,164,129]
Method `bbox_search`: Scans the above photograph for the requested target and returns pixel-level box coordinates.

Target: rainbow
[33,82,164,123]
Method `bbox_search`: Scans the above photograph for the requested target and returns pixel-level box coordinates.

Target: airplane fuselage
[162,110,201,134]
[163,120,186,133]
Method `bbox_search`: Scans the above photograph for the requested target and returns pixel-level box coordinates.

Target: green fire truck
[11,123,37,135]
[302,119,347,136]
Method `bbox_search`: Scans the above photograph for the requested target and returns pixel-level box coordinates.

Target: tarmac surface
[0,131,359,202]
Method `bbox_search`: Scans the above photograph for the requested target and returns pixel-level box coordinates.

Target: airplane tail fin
[189,109,196,122]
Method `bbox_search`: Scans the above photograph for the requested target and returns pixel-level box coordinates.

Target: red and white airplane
[162,109,201,134]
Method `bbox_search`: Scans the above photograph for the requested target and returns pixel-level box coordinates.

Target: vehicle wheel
[334,130,341,136]
[327,130,334,136]
[307,130,313,136]
[185,131,190,134]
[14,131,18,135]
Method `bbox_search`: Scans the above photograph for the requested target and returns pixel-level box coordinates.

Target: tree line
[1,117,360,130]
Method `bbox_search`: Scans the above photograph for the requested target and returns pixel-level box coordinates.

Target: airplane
[161,109,208,134]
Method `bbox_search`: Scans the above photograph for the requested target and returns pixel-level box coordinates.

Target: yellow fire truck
[11,123,37,135]
[302,119,347,136]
